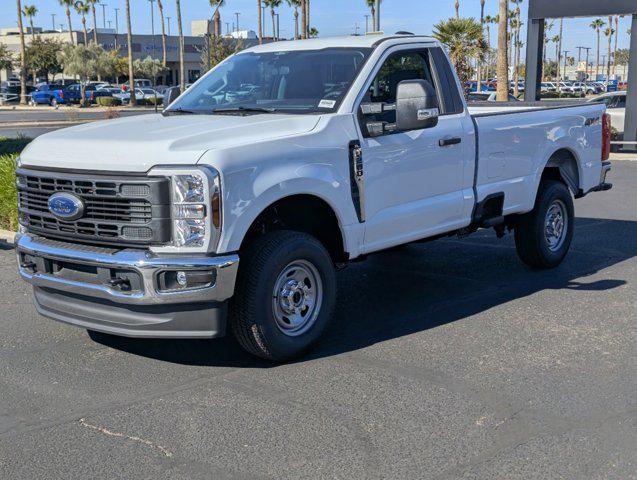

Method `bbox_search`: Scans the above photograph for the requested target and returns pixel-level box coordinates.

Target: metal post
[51,14,56,31]
[623,14,637,147]
[524,18,544,101]
[276,14,280,40]
[226,22,230,35]
[563,50,569,82]
[235,12,240,33]
[114,8,119,50]
[166,17,171,36]
[374,0,380,31]
[364,15,369,34]
[101,3,108,30]
[585,48,590,80]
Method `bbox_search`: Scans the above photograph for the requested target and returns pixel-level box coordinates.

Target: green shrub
[79,99,92,108]
[97,96,122,107]
[0,136,31,156]
[0,154,18,230]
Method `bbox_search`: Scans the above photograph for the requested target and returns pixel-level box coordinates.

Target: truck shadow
[89,217,635,367]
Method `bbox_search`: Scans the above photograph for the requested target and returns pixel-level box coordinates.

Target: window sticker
[318,99,337,109]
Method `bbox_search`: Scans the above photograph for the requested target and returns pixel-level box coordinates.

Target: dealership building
[0,21,262,85]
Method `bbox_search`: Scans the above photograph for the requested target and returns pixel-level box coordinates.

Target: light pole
[563,50,569,82]
[114,7,119,50]
[148,0,156,58]
[234,12,240,33]
[51,13,56,31]
[101,3,108,30]
[584,47,591,81]
[364,15,370,34]
[226,22,230,36]
[166,17,171,36]
[275,13,280,40]
[374,0,380,31]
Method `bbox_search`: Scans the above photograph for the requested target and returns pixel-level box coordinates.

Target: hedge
[0,154,18,230]
[0,136,31,156]
[97,96,122,107]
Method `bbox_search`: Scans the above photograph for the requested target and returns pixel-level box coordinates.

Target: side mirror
[166,87,181,106]
[395,79,439,131]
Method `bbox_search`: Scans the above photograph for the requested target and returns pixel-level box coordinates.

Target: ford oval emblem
[47,192,85,221]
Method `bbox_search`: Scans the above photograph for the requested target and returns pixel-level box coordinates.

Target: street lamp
[101,3,108,30]
[364,15,370,34]
[234,12,240,33]
[51,13,56,31]
[114,8,119,50]
[374,0,380,31]
[166,17,171,36]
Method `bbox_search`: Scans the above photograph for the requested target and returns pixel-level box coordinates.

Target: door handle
[439,137,462,147]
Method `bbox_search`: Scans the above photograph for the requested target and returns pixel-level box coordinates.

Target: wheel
[230,230,336,361]
[50,97,58,107]
[514,180,574,269]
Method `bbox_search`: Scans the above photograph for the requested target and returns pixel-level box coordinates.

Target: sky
[2,0,633,62]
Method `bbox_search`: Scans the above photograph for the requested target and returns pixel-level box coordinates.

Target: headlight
[148,166,222,253]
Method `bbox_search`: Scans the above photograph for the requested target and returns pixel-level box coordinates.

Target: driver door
[357,48,472,253]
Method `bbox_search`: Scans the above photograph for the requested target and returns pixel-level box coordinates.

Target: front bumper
[17,233,239,338]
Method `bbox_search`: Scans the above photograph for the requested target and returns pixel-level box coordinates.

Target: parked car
[509,81,525,93]
[112,88,164,104]
[467,92,520,102]
[466,81,496,92]
[30,83,81,106]
[588,91,626,135]
[66,84,113,103]
[584,82,603,95]
[16,34,613,361]
[541,82,557,92]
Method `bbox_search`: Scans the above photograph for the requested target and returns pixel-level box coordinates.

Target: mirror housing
[395,79,439,131]
[166,87,181,106]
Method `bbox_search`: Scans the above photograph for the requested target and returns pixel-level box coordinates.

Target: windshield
[168,47,371,114]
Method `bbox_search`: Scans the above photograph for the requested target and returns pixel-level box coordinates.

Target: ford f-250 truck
[16,34,612,360]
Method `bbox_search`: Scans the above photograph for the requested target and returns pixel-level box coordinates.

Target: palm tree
[287,0,301,40]
[511,0,523,97]
[176,0,185,92]
[306,0,310,38]
[124,0,136,105]
[557,19,563,86]
[264,0,282,41]
[75,1,90,45]
[301,0,307,38]
[432,18,488,89]
[58,0,75,43]
[590,18,605,79]
[16,0,28,105]
[157,0,167,66]
[258,0,263,44]
[496,0,508,101]
[308,26,318,38]
[87,0,98,43]
[22,4,37,39]
[455,0,460,19]
[613,15,622,76]
[210,0,225,38]
[476,0,485,90]
[551,35,560,82]
[366,0,380,32]
[604,17,614,82]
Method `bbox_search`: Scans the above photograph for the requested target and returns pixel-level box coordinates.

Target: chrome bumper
[16,233,239,305]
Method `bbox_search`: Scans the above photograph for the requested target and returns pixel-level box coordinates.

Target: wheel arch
[541,147,581,195]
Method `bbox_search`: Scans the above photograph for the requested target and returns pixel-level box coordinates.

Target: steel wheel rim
[272,259,323,337]
[544,199,568,251]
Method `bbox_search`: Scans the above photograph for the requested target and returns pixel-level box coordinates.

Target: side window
[362,50,435,125]
[614,95,626,109]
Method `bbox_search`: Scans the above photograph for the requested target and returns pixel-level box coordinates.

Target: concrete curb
[0,120,92,129]
[0,229,15,245]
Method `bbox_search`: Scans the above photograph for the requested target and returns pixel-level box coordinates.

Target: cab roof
[244,34,438,53]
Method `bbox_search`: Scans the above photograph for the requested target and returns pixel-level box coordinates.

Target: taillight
[602,112,611,161]
[59,91,64,99]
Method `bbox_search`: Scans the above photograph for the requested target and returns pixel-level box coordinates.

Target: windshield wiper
[163,107,198,116]
[212,106,277,114]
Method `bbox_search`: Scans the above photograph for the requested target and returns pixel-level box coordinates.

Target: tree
[16,0,28,105]
[556,19,563,87]
[551,35,560,82]
[176,0,185,92]
[613,15,621,75]
[133,56,168,106]
[157,0,167,66]
[0,45,13,72]
[511,0,523,97]
[287,0,301,40]
[199,37,244,73]
[366,0,381,32]
[58,0,75,44]
[308,26,319,38]
[25,37,64,81]
[57,43,116,101]
[614,48,630,66]
[604,18,614,82]
[124,0,136,105]
[455,0,460,19]
[301,0,307,38]
[264,0,282,41]
[210,0,225,37]
[476,0,485,90]
[258,0,263,44]
[87,0,98,44]
[306,0,310,38]
[432,18,487,89]
[22,4,37,39]
[590,18,605,79]
[75,1,90,45]
[496,0,508,101]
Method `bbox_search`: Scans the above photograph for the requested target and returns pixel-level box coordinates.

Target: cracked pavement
[0,162,635,479]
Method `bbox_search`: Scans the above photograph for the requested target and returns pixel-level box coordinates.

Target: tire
[514,179,574,269]
[230,230,336,361]
[50,97,58,107]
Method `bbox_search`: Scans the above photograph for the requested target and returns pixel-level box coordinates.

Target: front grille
[17,169,171,247]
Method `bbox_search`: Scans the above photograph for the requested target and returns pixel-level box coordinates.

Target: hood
[19,113,321,173]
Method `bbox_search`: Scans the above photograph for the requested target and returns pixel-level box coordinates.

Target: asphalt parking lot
[0,161,635,480]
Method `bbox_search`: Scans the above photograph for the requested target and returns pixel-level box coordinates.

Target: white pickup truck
[16,34,612,360]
